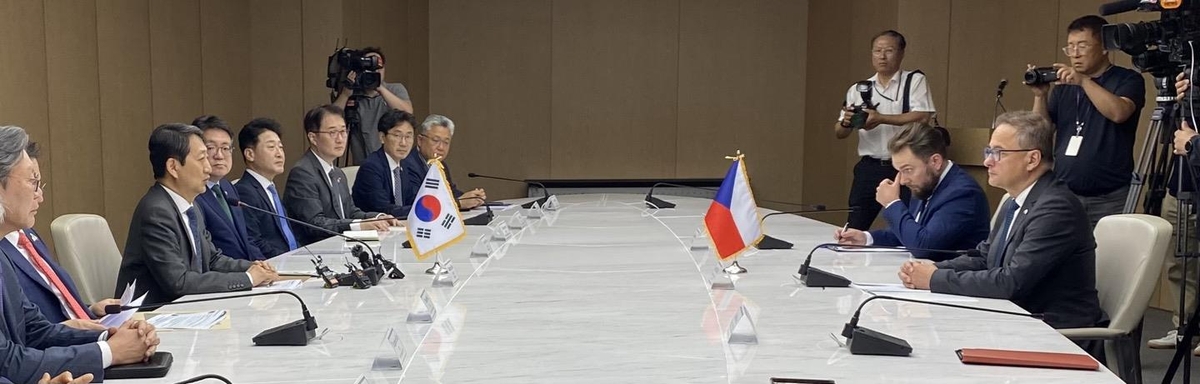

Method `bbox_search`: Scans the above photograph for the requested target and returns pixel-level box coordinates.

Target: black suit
[931,171,1103,329]
[234,170,296,258]
[115,184,254,305]
[0,254,105,383]
[283,151,381,245]
[352,149,416,217]
[402,150,464,199]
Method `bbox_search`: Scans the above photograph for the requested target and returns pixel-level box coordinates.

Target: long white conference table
[124,194,1123,383]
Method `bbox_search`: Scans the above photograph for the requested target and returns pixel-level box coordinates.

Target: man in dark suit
[0,125,158,383]
[0,142,119,328]
[403,114,485,209]
[115,124,278,305]
[234,118,300,258]
[900,111,1103,332]
[835,125,991,260]
[353,109,418,216]
[191,116,265,261]
[283,105,399,246]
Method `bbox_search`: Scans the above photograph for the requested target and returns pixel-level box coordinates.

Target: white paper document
[146,310,227,330]
[852,283,979,303]
[99,281,147,328]
[253,279,305,291]
[343,230,381,241]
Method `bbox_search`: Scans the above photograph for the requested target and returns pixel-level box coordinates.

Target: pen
[838,222,850,241]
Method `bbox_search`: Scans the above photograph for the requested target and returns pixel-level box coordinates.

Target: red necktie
[17,232,90,319]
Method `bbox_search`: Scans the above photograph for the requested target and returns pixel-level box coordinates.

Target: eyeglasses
[983,147,1037,162]
[24,177,45,194]
[386,132,414,142]
[420,134,451,147]
[1062,43,1093,55]
[871,48,898,58]
[316,129,348,138]
[206,145,233,155]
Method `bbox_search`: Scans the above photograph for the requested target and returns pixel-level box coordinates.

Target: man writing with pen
[834,124,991,261]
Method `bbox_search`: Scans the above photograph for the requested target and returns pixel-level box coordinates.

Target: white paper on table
[343,230,381,241]
[832,246,912,253]
[252,279,305,291]
[853,283,979,303]
[146,310,227,330]
[99,281,146,328]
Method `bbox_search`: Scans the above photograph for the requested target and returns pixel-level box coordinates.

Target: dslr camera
[325,47,383,92]
[842,81,877,129]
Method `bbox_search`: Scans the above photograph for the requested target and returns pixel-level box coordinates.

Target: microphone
[105,290,318,346]
[1098,0,1140,16]
[644,182,833,210]
[995,79,1007,98]
[797,243,979,288]
[840,294,1042,356]
[459,197,494,226]
[467,172,551,209]
[226,196,405,279]
[757,206,856,250]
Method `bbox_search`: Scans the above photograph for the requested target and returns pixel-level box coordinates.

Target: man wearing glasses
[1029,15,1146,227]
[835,30,935,230]
[899,111,1103,349]
[404,114,486,210]
[284,105,399,246]
[191,115,265,261]
[353,109,419,217]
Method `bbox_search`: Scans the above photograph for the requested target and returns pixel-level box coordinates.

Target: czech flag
[704,156,763,261]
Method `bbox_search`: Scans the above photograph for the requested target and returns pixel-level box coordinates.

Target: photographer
[835,30,935,230]
[333,47,414,164]
[1029,15,1146,228]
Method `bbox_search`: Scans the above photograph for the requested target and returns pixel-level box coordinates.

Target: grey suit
[0,254,105,382]
[930,171,1103,329]
[115,184,253,306]
[283,151,381,245]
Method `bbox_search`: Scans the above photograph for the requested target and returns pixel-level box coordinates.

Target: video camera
[1100,0,1200,115]
[325,46,383,92]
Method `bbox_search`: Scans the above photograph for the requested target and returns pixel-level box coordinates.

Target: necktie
[17,232,90,319]
[329,168,347,219]
[267,184,299,250]
[991,199,1020,269]
[913,199,926,223]
[392,166,404,203]
[184,207,205,271]
[211,184,234,223]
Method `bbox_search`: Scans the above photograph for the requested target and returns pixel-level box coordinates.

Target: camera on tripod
[842,81,877,129]
[1100,0,1200,113]
[325,46,383,92]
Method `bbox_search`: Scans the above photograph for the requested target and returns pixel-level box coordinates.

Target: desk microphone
[643,182,817,210]
[841,294,1041,356]
[227,196,404,279]
[797,243,979,288]
[467,173,551,208]
[105,290,318,346]
[757,206,856,250]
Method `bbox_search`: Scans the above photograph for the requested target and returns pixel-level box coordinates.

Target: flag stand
[724,261,747,274]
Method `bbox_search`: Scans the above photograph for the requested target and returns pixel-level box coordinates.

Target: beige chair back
[50,214,123,303]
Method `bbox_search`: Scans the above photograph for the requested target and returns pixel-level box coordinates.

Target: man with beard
[835,124,990,261]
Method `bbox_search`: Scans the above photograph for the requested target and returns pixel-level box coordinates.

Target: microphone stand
[841,294,1039,356]
[467,173,552,208]
[993,79,1008,129]
[108,290,318,346]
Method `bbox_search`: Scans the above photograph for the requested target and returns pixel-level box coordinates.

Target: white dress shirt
[837,70,936,158]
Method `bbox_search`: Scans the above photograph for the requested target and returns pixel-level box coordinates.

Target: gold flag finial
[724,149,745,161]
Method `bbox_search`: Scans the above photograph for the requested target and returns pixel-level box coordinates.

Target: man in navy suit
[403,114,485,209]
[192,116,265,261]
[353,109,418,216]
[234,118,300,258]
[0,125,158,383]
[836,124,990,261]
[0,143,119,328]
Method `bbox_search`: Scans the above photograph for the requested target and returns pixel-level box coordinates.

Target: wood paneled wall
[0,0,430,252]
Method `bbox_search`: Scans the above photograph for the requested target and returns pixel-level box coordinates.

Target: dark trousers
[847,156,908,230]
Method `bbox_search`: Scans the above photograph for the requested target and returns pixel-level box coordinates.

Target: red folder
[956,348,1100,371]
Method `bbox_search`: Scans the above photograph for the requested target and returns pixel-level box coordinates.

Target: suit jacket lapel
[997,174,1053,263]
[26,230,89,311]
[304,151,340,216]
[0,239,52,292]
[158,184,201,271]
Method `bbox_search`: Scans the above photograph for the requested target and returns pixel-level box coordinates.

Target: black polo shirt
[1047,65,1146,196]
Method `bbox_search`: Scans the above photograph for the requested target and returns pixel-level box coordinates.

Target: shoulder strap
[902,70,924,114]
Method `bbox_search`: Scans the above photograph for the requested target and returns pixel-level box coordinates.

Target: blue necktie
[184,207,204,271]
[913,199,926,223]
[991,199,1020,268]
[393,167,404,204]
[268,184,299,251]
